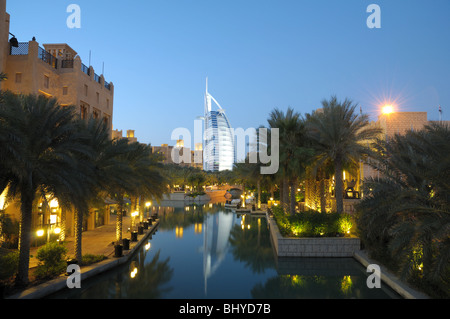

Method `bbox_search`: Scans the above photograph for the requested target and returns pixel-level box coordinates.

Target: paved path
[29,215,134,268]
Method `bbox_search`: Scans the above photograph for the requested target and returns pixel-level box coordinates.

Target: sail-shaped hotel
[203,79,235,172]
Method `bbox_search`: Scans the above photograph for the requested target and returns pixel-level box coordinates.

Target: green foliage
[34,242,68,280]
[272,206,354,237]
[0,214,20,249]
[0,251,19,282]
[81,254,107,266]
[356,123,450,298]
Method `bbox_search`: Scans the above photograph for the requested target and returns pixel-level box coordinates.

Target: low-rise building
[0,0,116,241]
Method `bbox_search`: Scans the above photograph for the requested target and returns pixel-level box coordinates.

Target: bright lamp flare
[382,105,394,114]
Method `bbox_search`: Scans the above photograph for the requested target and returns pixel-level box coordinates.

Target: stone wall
[268,213,361,257]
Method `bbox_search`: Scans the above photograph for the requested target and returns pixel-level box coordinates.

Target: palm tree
[0,92,89,286]
[111,141,166,243]
[357,123,450,296]
[306,96,382,213]
[267,108,313,215]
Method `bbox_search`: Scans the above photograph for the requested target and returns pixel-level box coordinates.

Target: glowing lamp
[382,105,394,115]
[37,229,45,237]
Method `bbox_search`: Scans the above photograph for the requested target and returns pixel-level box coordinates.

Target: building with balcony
[0,0,115,240]
[0,0,114,136]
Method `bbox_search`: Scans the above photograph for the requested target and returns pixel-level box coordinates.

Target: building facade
[203,80,235,172]
[0,0,115,240]
[0,0,114,135]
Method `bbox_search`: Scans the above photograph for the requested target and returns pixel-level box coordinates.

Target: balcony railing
[38,46,57,69]
[94,73,101,83]
[10,42,29,55]
[81,63,90,76]
[104,81,111,90]
[61,59,74,68]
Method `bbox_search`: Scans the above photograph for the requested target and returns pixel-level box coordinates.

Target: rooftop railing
[38,46,58,69]
[94,72,101,83]
[81,63,90,76]
[61,59,74,68]
[10,42,29,55]
[104,81,111,90]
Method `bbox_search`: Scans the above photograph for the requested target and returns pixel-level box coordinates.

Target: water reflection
[51,203,400,299]
[229,215,275,274]
[64,249,174,299]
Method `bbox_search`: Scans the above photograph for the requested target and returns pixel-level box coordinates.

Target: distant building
[152,141,203,169]
[203,79,235,172]
[112,129,138,143]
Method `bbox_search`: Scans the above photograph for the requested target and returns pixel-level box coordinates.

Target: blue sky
[6,0,450,146]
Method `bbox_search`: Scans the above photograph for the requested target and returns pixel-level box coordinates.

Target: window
[96,92,100,104]
[44,75,49,89]
[93,108,100,119]
[84,84,88,96]
[106,99,110,109]
[63,86,68,95]
[15,73,22,83]
[80,105,87,120]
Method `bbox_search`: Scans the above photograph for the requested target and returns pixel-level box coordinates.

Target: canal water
[51,203,400,299]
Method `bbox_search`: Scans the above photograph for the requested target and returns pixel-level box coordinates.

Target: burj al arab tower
[203,79,235,172]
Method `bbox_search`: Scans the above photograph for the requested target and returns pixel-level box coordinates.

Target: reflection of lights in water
[130,261,138,279]
[195,223,203,234]
[175,226,184,238]
[145,242,151,251]
[341,276,353,295]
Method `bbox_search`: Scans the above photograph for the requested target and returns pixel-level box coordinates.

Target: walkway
[10,215,158,299]
[29,214,133,268]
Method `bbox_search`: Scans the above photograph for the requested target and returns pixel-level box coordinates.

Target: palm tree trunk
[116,196,124,243]
[283,178,289,213]
[289,178,297,215]
[74,209,83,263]
[335,159,344,214]
[60,207,66,242]
[319,169,327,213]
[257,179,261,210]
[16,189,34,287]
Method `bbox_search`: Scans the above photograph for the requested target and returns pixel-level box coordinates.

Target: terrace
[9,41,111,91]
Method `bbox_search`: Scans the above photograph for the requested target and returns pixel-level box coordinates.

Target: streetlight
[381,104,395,141]
[145,201,151,219]
[9,32,19,48]
[382,105,394,115]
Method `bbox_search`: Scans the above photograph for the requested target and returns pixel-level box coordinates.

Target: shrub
[272,207,355,238]
[34,242,68,280]
[0,251,19,282]
[81,254,107,266]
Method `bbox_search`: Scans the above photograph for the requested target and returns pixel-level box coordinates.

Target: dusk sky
[6,0,450,146]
